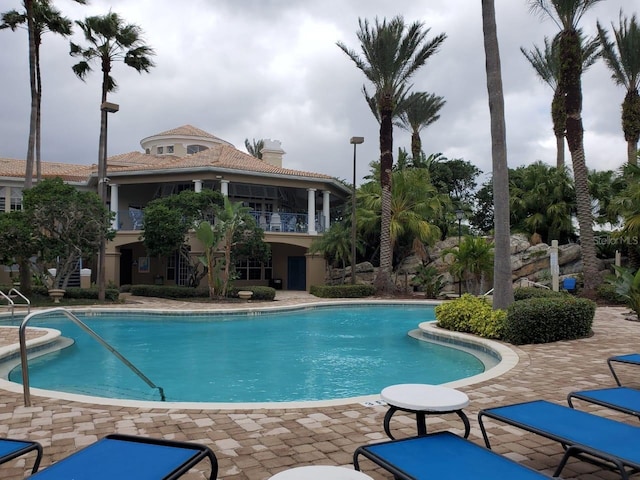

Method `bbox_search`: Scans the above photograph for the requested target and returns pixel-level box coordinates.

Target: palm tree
[358,167,447,270]
[1,0,83,181]
[597,13,640,166]
[337,16,446,294]
[444,236,495,295]
[520,32,599,168]
[70,12,154,301]
[244,138,264,159]
[528,0,602,293]
[394,92,446,162]
[70,12,155,206]
[509,161,575,243]
[481,0,513,308]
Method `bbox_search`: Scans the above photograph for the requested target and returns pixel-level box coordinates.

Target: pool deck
[0,292,638,479]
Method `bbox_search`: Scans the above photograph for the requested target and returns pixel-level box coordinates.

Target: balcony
[115,209,326,234]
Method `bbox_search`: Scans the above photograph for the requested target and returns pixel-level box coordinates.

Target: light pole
[350,136,364,285]
[455,209,464,297]
[97,101,119,301]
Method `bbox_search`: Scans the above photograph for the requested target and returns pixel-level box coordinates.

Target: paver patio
[0,293,636,479]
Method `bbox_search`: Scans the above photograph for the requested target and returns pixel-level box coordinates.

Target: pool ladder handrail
[0,288,31,319]
[19,307,166,406]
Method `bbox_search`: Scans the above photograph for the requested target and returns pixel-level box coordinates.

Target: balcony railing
[115,209,326,233]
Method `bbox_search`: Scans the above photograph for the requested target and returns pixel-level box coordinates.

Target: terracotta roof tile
[152,125,223,140]
[0,157,93,182]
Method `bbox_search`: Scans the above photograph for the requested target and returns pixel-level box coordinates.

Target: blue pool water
[9,304,486,403]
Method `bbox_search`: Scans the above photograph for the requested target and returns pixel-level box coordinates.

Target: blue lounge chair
[353,431,551,479]
[607,354,640,386]
[0,438,42,474]
[568,386,640,420]
[28,434,217,479]
[478,400,640,479]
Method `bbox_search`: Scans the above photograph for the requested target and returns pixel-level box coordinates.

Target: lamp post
[350,136,364,285]
[455,209,464,297]
[97,101,119,301]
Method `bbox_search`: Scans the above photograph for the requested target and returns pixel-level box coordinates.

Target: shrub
[227,286,276,301]
[63,287,120,302]
[310,284,376,298]
[513,287,565,301]
[596,282,626,305]
[435,294,506,339]
[130,285,208,298]
[503,296,595,345]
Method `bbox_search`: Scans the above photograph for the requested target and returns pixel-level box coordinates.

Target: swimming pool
[8,304,490,404]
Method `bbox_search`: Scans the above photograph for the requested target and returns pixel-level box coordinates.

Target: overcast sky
[1,0,639,186]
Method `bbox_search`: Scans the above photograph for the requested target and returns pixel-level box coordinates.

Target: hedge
[435,294,506,339]
[129,284,276,301]
[310,284,376,298]
[503,296,595,345]
[227,286,276,301]
[513,287,565,301]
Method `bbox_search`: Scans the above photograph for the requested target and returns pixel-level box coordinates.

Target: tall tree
[70,11,155,208]
[520,32,599,168]
[1,0,84,181]
[528,0,602,293]
[394,92,446,161]
[337,16,446,294]
[70,11,155,300]
[481,0,513,309]
[597,13,640,166]
[244,138,264,159]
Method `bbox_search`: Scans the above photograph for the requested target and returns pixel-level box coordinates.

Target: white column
[322,190,330,232]
[109,184,119,230]
[220,180,229,197]
[193,179,202,192]
[307,188,317,235]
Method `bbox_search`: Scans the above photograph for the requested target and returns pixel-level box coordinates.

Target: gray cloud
[1,0,639,186]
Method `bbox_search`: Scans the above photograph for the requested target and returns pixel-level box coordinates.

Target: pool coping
[0,299,519,410]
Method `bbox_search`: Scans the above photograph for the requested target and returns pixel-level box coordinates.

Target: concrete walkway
[0,293,637,479]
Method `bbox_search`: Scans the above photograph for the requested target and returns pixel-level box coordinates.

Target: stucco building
[0,125,350,291]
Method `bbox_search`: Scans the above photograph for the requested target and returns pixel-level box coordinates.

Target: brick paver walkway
[0,295,637,479]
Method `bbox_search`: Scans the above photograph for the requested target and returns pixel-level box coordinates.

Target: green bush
[435,294,506,339]
[63,287,120,302]
[596,282,626,305]
[130,285,209,298]
[310,284,376,298]
[227,286,276,301]
[504,296,595,345]
[513,287,565,301]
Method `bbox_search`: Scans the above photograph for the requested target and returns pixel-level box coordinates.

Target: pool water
[9,304,486,403]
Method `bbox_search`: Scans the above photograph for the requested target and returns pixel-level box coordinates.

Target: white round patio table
[268,465,374,479]
[380,383,470,439]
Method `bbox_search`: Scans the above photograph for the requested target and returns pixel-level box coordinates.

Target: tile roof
[0,158,94,182]
[107,144,334,179]
[151,125,225,141]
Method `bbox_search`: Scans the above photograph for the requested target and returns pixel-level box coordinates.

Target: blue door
[287,256,306,290]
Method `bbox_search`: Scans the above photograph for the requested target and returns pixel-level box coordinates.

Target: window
[187,144,208,154]
[157,146,164,154]
[10,187,22,211]
[235,258,272,281]
[145,148,150,154]
[0,187,5,212]
[166,145,174,154]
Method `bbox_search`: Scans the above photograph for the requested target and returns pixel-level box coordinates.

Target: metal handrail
[0,290,15,318]
[19,307,165,406]
[8,288,30,315]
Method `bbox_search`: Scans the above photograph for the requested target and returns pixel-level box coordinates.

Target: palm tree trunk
[627,140,638,166]
[481,0,513,309]
[556,134,565,169]
[560,30,599,292]
[375,97,396,294]
[35,38,42,181]
[25,0,36,189]
[411,132,421,163]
